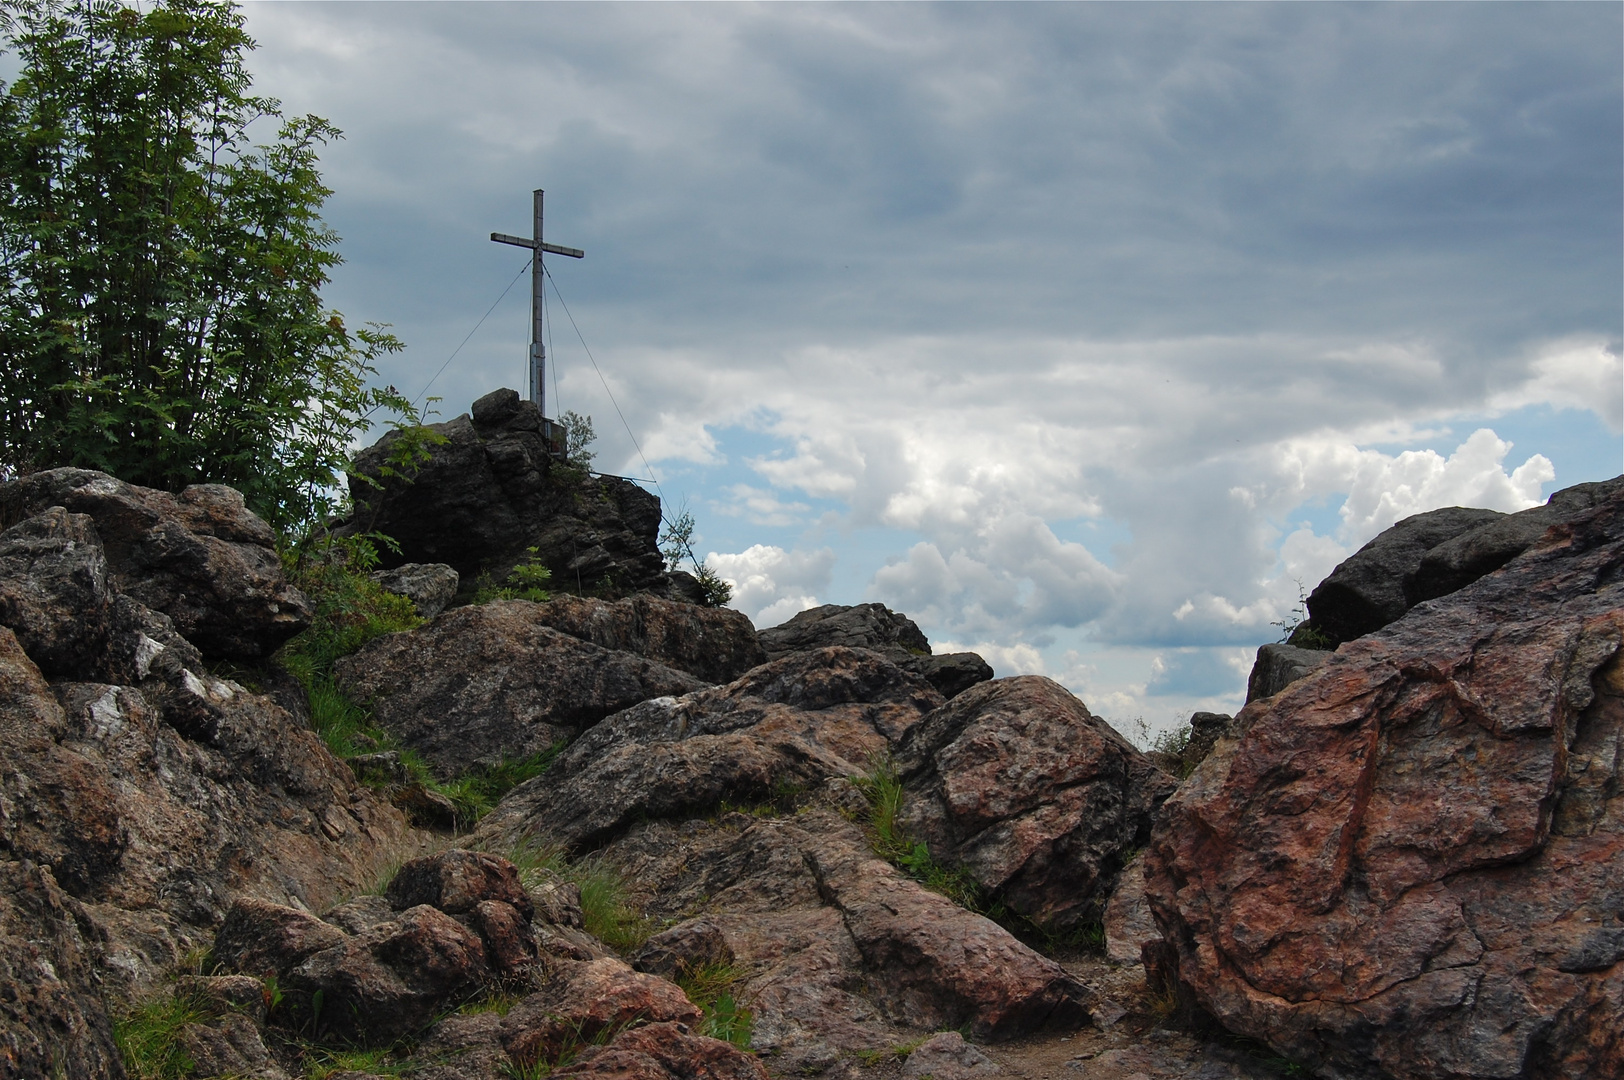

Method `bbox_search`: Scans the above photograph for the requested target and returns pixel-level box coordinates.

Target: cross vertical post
[491,189,585,420]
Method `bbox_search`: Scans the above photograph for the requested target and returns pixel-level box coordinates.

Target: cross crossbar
[489,189,584,414]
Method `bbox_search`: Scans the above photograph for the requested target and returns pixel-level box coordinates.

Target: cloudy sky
[239,1,1622,738]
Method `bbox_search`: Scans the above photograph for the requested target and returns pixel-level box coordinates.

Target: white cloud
[1487,338,1624,433]
[706,545,836,628]
[715,484,812,527]
[1335,429,1554,546]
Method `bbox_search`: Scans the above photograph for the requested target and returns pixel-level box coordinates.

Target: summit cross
[491,189,584,414]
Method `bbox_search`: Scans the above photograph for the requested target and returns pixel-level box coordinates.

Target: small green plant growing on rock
[474,547,554,604]
[114,993,211,1080]
[673,962,755,1049]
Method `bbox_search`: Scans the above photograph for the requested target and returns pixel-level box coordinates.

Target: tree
[660,507,734,608]
[0,0,411,538]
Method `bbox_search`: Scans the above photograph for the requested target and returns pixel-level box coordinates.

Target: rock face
[896,676,1176,932]
[335,600,709,777]
[0,467,311,660]
[0,860,122,1080]
[345,388,677,598]
[1144,486,1624,1079]
[475,646,945,854]
[759,602,993,700]
[0,497,413,1008]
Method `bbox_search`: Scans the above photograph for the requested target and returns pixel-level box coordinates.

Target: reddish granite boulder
[551,1021,770,1080]
[500,957,702,1067]
[1144,485,1624,1079]
[385,848,534,920]
[896,676,1176,932]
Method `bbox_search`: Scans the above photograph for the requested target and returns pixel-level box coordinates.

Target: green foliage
[573,857,656,952]
[659,507,733,607]
[301,1046,408,1080]
[0,0,419,536]
[432,744,564,827]
[473,546,553,604]
[114,993,210,1080]
[673,963,755,1049]
[558,409,596,470]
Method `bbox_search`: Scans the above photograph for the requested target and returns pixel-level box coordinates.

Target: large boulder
[334,600,708,777]
[474,646,945,855]
[895,676,1176,932]
[0,468,310,660]
[759,603,993,699]
[1302,505,1503,646]
[1144,485,1624,1079]
[0,507,114,679]
[370,562,459,618]
[759,603,930,661]
[523,593,766,684]
[345,388,676,598]
[1302,476,1624,648]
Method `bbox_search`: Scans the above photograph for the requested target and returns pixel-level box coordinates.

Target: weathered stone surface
[322,895,397,937]
[525,593,766,684]
[909,651,995,700]
[629,919,735,980]
[595,802,1092,1069]
[475,647,943,854]
[1244,643,1332,703]
[335,600,706,776]
[0,859,122,1080]
[175,1012,290,1080]
[0,468,310,659]
[1303,505,1503,646]
[902,1031,1003,1080]
[284,904,490,1045]
[213,897,349,979]
[385,849,534,920]
[895,676,1176,931]
[0,507,113,679]
[1102,857,1158,967]
[0,624,412,1001]
[759,603,931,662]
[550,1021,771,1080]
[1144,485,1624,1079]
[500,957,703,1066]
[344,389,675,597]
[469,898,538,981]
[370,562,459,618]
[805,834,1093,1039]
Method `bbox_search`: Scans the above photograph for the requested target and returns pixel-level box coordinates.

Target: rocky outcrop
[1244,642,1332,703]
[525,593,766,684]
[895,677,1176,932]
[759,602,993,699]
[551,1022,770,1080]
[1302,476,1624,647]
[370,562,459,618]
[334,599,708,777]
[0,494,413,1010]
[0,468,310,660]
[759,603,931,661]
[475,646,945,854]
[1144,485,1624,1079]
[345,388,678,598]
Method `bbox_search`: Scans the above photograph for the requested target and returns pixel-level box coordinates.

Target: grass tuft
[673,962,754,1049]
[114,994,211,1080]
